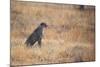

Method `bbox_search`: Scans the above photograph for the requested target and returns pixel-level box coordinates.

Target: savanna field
[11,0,95,66]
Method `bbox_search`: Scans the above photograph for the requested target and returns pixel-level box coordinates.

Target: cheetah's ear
[40,22,47,28]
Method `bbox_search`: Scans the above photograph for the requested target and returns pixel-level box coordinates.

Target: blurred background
[11,0,95,66]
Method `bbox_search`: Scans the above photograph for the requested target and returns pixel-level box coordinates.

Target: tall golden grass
[11,0,95,66]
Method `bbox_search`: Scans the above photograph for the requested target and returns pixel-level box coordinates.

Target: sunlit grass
[11,1,95,66]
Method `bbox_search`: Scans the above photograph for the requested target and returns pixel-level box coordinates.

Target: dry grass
[11,0,95,66]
